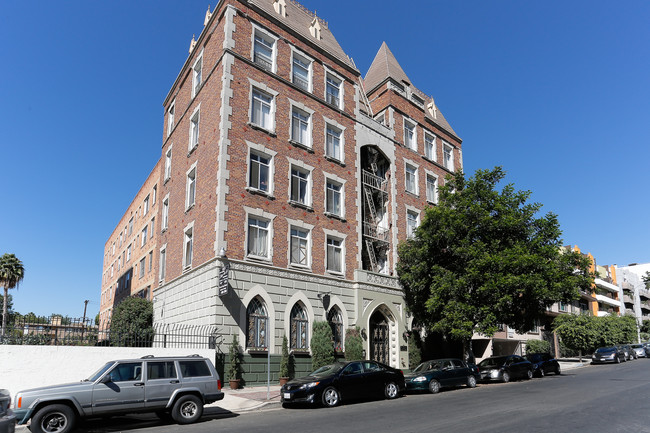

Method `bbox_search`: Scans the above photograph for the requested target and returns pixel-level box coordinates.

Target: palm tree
[0,253,25,337]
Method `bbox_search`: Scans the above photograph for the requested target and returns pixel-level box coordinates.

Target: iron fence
[0,315,221,349]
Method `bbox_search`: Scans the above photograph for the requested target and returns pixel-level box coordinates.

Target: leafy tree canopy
[554,314,637,353]
[397,167,593,342]
[643,272,650,290]
[110,296,154,347]
[311,321,334,370]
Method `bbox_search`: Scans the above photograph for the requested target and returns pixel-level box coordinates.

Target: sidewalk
[210,384,283,412]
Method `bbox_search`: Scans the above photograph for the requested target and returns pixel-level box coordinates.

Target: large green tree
[0,253,25,337]
[397,167,593,355]
[109,296,154,347]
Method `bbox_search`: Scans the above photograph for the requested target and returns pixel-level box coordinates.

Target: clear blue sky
[2,1,649,318]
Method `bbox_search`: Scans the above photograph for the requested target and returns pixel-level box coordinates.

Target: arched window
[247,297,268,349]
[290,303,309,350]
[327,306,343,352]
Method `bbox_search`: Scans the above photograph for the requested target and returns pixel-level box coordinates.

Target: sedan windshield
[595,347,615,353]
[86,362,114,382]
[413,361,443,373]
[310,363,344,377]
[478,357,508,368]
[525,354,542,363]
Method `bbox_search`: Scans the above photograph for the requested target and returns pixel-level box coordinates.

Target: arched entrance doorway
[369,310,389,365]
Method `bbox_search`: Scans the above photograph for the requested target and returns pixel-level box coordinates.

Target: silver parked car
[13,355,223,433]
[0,389,16,433]
[631,344,646,358]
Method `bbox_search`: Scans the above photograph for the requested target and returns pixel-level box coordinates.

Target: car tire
[322,386,340,407]
[428,379,441,394]
[156,410,173,422]
[31,404,76,433]
[526,369,533,380]
[615,356,621,364]
[385,382,399,399]
[171,394,204,424]
[539,368,545,378]
[502,372,510,383]
[466,375,477,388]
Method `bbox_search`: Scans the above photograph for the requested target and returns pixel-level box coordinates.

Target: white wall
[0,345,214,398]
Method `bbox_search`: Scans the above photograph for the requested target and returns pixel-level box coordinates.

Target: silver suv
[13,355,224,433]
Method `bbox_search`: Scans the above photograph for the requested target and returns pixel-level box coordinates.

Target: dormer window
[273,0,287,17]
[309,18,321,40]
[427,100,437,119]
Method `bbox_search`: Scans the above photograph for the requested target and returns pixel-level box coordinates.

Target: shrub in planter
[228,334,242,389]
[279,335,292,385]
[311,321,334,370]
[408,332,421,370]
[345,327,364,361]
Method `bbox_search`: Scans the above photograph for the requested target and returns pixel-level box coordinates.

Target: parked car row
[592,343,650,364]
[281,353,562,408]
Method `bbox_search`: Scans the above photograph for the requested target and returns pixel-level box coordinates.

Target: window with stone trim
[251,88,274,131]
[326,236,343,273]
[290,303,309,350]
[247,297,268,349]
[290,227,309,266]
[247,216,270,259]
[424,131,436,161]
[328,306,343,352]
[292,52,311,91]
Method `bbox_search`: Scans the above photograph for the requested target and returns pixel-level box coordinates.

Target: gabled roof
[364,42,411,94]
[248,0,358,72]
[364,42,460,141]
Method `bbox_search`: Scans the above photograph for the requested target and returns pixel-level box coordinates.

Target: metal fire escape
[362,161,389,273]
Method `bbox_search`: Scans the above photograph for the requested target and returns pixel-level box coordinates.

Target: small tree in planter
[345,327,364,361]
[279,335,291,385]
[228,334,242,389]
[407,331,422,370]
[311,321,334,370]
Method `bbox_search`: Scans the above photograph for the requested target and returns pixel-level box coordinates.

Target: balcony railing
[293,75,309,91]
[253,53,273,71]
[362,170,387,192]
[363,222,390,242]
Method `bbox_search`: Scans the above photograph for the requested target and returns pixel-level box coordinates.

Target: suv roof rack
[140,355,155,359]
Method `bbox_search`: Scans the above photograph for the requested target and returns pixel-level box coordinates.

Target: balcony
[362,170,388,192]
[595,294,622,308]
[363,222,390,243]
[595,278,619,293]
[623,294,634,304]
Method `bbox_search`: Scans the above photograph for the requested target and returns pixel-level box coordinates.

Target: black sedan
[281,360,405,407]
[478,355,533,383]
[404,358,479,393]
[592,346,626,364]
[525,353,561,377]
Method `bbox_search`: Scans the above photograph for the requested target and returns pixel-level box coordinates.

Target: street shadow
[74,408,239,432]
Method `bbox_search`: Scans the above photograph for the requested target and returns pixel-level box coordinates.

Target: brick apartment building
[100,0,462,377]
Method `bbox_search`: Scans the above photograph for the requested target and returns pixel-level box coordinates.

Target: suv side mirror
[100,375,112,384]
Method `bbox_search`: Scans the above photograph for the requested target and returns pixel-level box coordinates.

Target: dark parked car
[631,344,646,358]
[404,358,479,393]
[618,344,635,360]
[281,360,405,407]
[592,346,626,364]
[0,389,16,433]
[478,355,533,383]
[525,353,561,377]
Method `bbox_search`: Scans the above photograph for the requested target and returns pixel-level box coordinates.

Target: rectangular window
[404,120,416,150]
[148,251,153,272]
[152,185,157,205]
[290,167,309,205]
[162,198,169,231]
[424,132,436,161]
[326,125,341,161]
[143,195,150,216]
[290,228,309,266]
[326,74,342,108]
[159,247,166,281]
[167,101,175,136]
[253,31,274,71]
[407,210,418,238]
[186,167,196,209]
[249,152,270,192]
[165,147,172,181]
[128,218,134,235]
[189,110,200,151]
[443,143,454,171]
[184,227,193,268]
[326,180,342,216]
[292,53,310,90]
[141,226,148,246]
[426,175,438,204]
[139,258,145,278]
[150,217,155,236]
[291,108,310,147]
[251,89,273,130]
[192,53,203,97]
[248,217,269,258]
[405,164,417,194]
[327,237,342,273]
[126,244,132,262]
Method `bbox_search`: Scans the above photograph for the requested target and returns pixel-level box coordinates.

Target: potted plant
[228,334,242,389]
[279,335,290,386]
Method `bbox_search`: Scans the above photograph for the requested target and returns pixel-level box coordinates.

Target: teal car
[404,359,479,394]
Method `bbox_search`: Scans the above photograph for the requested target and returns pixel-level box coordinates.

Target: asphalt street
[70,360,650,433]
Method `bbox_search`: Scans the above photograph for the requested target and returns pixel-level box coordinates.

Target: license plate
[284,392,291,400]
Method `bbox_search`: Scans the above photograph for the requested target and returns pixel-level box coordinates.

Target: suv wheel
[172,395,204,424]
[31,404,76,433]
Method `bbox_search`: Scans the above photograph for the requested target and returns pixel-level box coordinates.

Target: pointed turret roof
[363,42,460,140]
[364,42,411,94]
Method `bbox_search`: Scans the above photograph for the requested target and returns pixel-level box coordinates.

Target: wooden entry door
[370,311,389,365]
